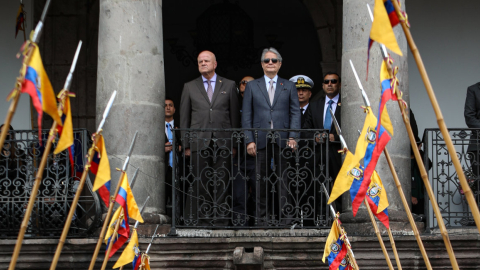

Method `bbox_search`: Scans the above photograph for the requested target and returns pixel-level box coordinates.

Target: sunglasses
[240,80,249,84]
[263,58,279,64]
[323,79,338,84]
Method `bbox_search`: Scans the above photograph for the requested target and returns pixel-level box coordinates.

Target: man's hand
[287,138,297,151]
[247,142,256,157]
[165,142,172,153]
[329,134,335,142]
[315,133,325,144]
[232,147,237,157]
[185,148,191,157]
[412,197,418,205]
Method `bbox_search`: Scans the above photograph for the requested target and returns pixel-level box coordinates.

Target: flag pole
[8,39,81,270]
[0,0,51,158]
[364,197,394,270]
[88,131,139,270]
[352,57,429,269]
[390,0,480,234]
[366,3,459,268]
[139,225,160,270]
[49,90,117,270]
[387,228,401,270]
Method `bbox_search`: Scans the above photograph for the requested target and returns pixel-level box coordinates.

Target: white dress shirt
[202,73,217,93]
[264,74,278,93]
[165,120,174,139]
[301,103,309,114]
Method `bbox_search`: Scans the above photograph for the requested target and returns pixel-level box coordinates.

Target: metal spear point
[129,168,140,189]
[97,90,117,133]
[349,59,371,107]
[145,225,160,254]
[32,0,52,43]
[329,108,348,151]
[134,196,150,229]
[63,41,83,91]
[122,130,139,171]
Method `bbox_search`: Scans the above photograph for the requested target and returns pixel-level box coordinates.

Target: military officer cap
[289,75,314,89]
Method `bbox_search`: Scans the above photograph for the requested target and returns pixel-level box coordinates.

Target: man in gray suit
[242,48,301,225]
[464,82,480,178]
[180,50,240,226]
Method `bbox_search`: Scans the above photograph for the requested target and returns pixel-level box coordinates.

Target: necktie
[301,108,305,114]
[269,80,275,128]
[166,123,173,167]
[207,80,214,102]
[324,100,334,130]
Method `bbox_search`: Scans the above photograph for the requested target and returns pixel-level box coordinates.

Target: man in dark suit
[164,97,181,217]
[242,47,301,225]
[303,72,342,211]
[464,82,480,178]
[180,50,240,226]
[289,75,313,127]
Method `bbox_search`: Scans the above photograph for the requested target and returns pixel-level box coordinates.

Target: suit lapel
[195,77,211,104]
[210,75,222,106]
[272,77,285,108]
[257,78,271,106]
[334,95,341,123]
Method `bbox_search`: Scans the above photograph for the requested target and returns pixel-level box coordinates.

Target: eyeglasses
[263,58,279,64]
[323,79,338,84]
[240,80,250,84]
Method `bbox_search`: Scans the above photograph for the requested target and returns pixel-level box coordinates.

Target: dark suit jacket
[302,95,342,176]
[180,74,240,151]
[464,82,480,152]
[241,76,301,149]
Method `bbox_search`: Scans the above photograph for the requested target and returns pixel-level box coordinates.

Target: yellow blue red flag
[54,92,75,155]
[15,4,25,38]
[116,173,144,224]
[91,134,111,207]
[104,208,130,258]
[369,0,402,57]
[322,220,348,269]
[20,44,62,141]
[113,229,140,268]
[366,170,390,228]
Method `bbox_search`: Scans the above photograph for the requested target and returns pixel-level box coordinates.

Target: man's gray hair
[261,47,282,62]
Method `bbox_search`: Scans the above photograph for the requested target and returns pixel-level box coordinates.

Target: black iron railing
[0,129,102,238]
[170,128,335,230]
[423,128,480,230]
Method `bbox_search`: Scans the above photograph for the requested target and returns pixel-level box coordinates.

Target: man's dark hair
[165,96,175,105]
[323,72,341,83]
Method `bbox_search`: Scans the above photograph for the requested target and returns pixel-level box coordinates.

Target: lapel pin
[221,91,226,94]
[219,80,222,83]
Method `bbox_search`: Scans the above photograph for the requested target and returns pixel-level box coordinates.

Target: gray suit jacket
[241,76,301,149]
[180,74,240,151]
[464,82,480,153]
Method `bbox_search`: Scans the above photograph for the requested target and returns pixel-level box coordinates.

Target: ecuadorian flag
[369,0,402,57]
[91,134,111,206]
[113,229,140,269]
[322,221,347,270]
[104,207,130,259]
[115,173,144,224]
[366,170,390,228]
[21,44,62,141]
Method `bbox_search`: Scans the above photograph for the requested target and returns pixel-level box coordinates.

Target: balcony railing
[423,128,480,230]
[170,128,336,230]
[0,129,102,238]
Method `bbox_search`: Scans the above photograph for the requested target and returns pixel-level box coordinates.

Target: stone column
[96,0,168,225]
[340,0,411,234]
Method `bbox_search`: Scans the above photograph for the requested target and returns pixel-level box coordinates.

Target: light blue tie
[324,100,334,130]
[167,123,173,167]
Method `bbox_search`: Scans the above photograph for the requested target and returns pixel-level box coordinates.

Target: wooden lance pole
[0,0,52,158]
[49,90,117,270]
[351,55,429,269]
[391,0,480,234]
[88,132,139,270]
[366,4,459,268]
[8,39,82,270]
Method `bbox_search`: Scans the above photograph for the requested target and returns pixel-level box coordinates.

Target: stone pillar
[340,0,411,234]
[96,0,168,224]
